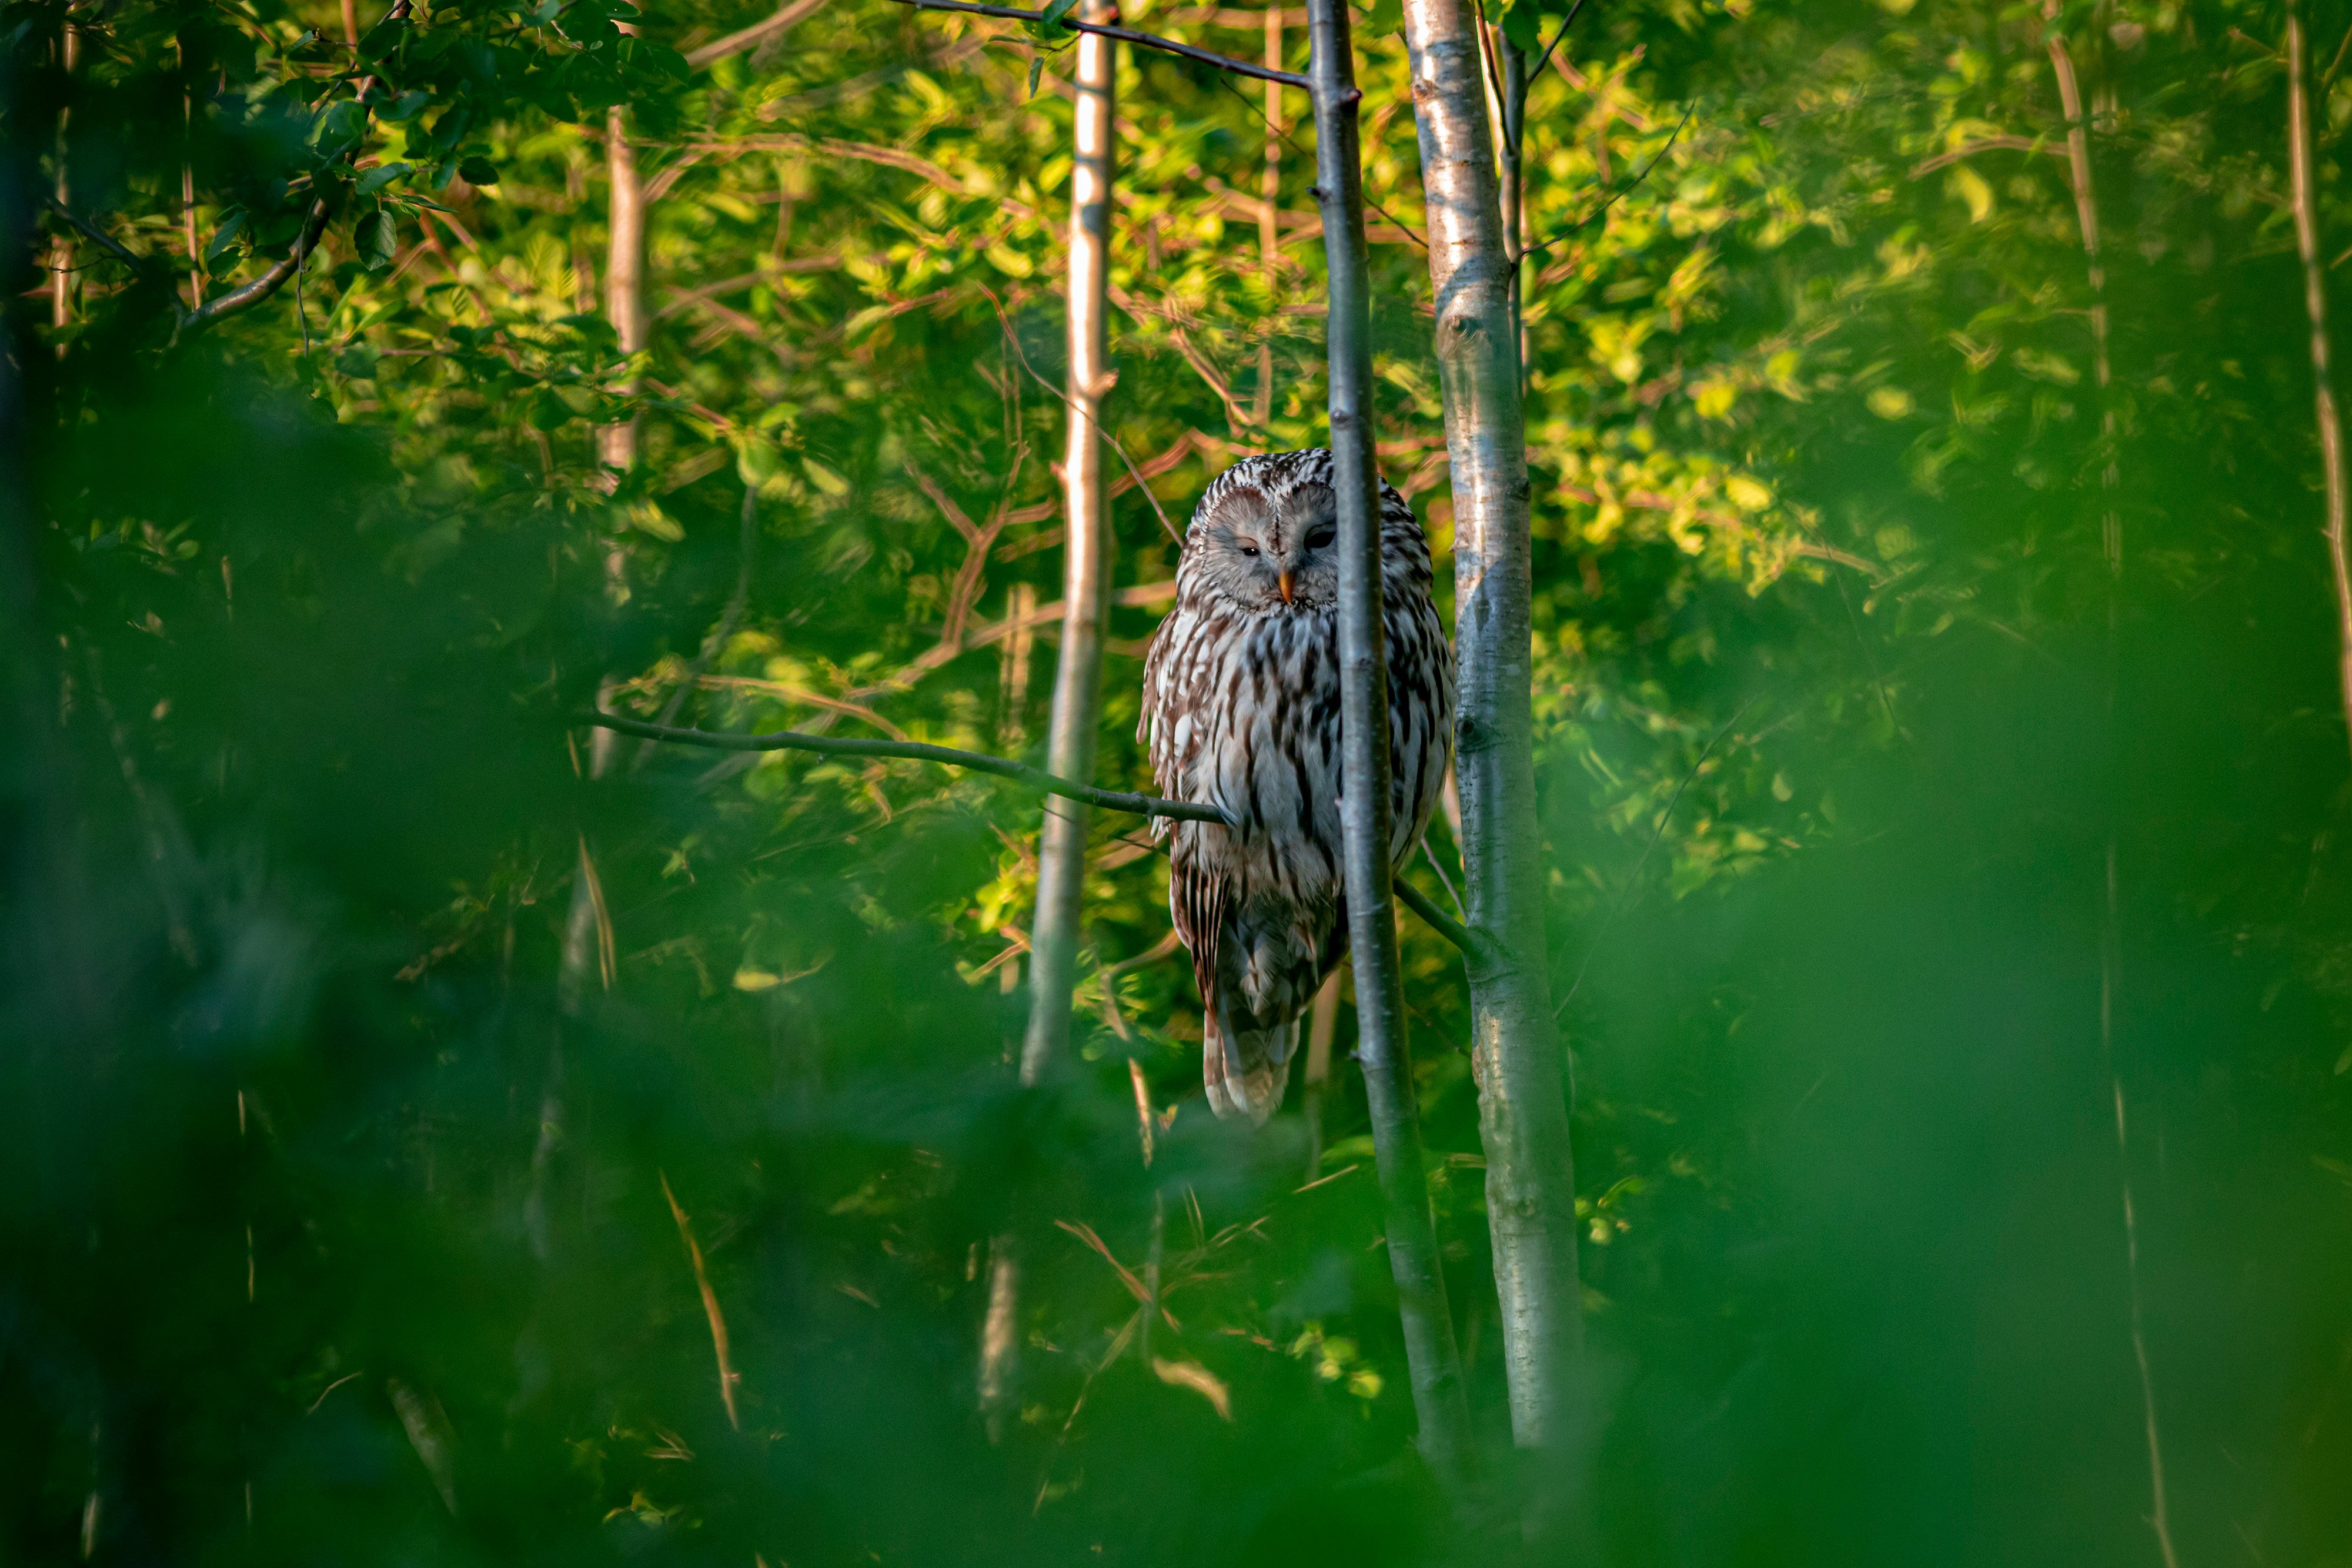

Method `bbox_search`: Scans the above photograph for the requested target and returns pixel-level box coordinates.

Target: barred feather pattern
[1138,449,1455,1125]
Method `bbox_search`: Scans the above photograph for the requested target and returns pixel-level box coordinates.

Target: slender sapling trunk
[1305,0,1475,1492]
[2045,16,2178,1568]
[2287,0,2352,764]
[979,5,1119,1435]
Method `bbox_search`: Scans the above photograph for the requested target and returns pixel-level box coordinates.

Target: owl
[1138,449,1455,1125]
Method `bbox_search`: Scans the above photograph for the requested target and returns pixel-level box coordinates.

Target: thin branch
[888,0,1312,88]
[1522,101,1694,260]
[183,199,335,336]
[1214,75,1427,248]
[43,196,151,275]
[975,284,1184,543]
[684,0,828,67]
[584,711,1230,823]
[1908,133,2049,178]
[659,1171,744,1430]
[1395,877,1475,957]
[1526,0,1587,83]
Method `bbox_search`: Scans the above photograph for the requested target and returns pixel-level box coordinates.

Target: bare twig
[1395,877,1476,958]
[659,1171,744,1429]
[1526,0,1586,83]
[684,0,828,68]
[584,711,1230,823]
[1908,133,2050,177]
[1521,102,1694,260]
[888,0,1311,87]
[975,284,1183,543]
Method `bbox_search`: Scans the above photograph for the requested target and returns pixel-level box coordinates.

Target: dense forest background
[6,0,2352,1560]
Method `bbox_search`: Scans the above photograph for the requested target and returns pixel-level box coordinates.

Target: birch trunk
[2287,0,2352,764]
[599,101,648,478]
[1399,0,1583,1457]
[1252,6,1282,430]
[1305,0,1474,1491]
[978,8,1118,1435]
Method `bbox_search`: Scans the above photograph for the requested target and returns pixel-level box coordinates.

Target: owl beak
[1277,570,1295,605]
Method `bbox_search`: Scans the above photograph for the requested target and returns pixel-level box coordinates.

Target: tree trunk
[978,5,1118,1437]
[1301,971,1339,1182]
[599,100,647,479]
[1253,6,1282,430]
[2288,0,2352,764]
[1399,0,1584,1462]
[2045,16,2179,1568]
[1305,0,1474,1493]
[51,23,76,337]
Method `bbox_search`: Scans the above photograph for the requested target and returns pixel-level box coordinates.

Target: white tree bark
[1399,0,1583,1457]
[980,5,1118,1435]
[599,101,648,478]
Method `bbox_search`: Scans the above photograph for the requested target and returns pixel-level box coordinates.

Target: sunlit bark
[1399,0,1583,1463]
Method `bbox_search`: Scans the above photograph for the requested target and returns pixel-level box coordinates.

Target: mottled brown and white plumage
[1139,449,1455,1125]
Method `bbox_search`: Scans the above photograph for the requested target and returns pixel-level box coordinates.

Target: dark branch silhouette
[586,711,1481,957]
[50,193,335,340]
[1394,878,1481,961]
[886,0,1312,88]
[583,711,1230,823]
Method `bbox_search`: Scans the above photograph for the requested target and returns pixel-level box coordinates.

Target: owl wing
[1142,594,1243,1065]
[1167,841,1230,1040]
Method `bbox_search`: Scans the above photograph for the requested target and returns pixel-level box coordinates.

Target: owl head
[1180,450,1344,612]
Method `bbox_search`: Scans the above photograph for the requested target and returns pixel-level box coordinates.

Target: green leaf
[1024,0,1077,44]
[458,156,501,186]
[203,209,248,266]
[1026,55,1044,100]
[313,99,369,157]
[1499,0,1541,54]
[358,209,399,271]
[335,345,379,378]
[527,389,572,431]
[356,161,412,196]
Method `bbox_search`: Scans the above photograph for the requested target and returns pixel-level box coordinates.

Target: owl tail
[1202,1002,1297,1126]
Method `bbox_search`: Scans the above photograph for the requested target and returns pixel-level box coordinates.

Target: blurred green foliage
[5,0,2352,1562]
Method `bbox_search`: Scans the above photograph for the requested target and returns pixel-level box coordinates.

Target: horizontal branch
[887,0,1311,88]
[684,0,828,68]
[48,193,334,340]
[583,711,1230,823]
[586,714,1482,955]
[1908,134,2049,178]
[182,200,335,336]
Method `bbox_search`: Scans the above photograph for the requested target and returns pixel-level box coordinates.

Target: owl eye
[1237,543,1261,558]
[1305,524,1337,549]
